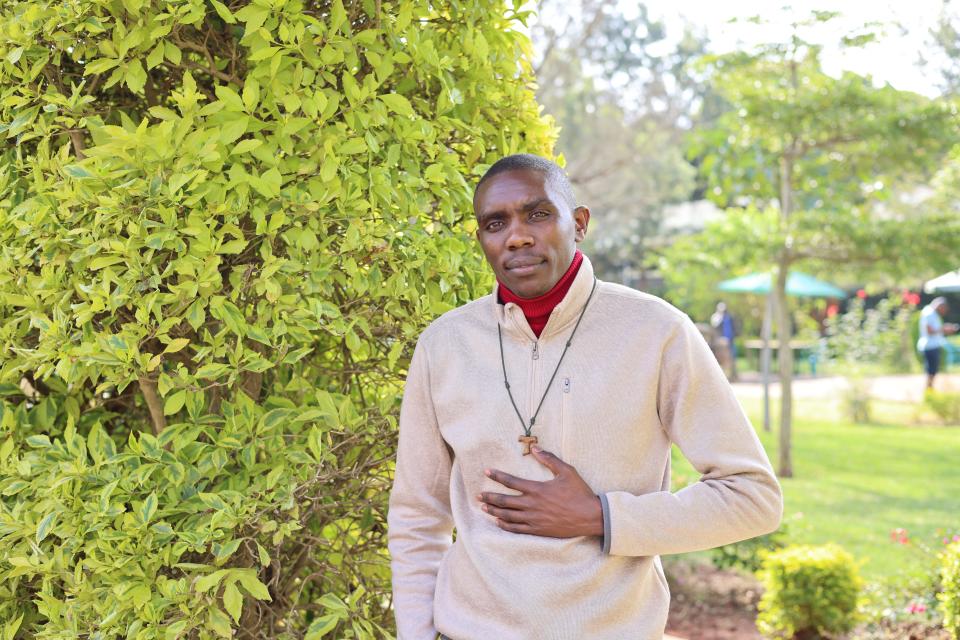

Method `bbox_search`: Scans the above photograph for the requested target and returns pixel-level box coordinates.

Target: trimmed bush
[0,0,554,637]
[941,541,960,639]
[756,543,863,639]
[925,389,960,425]
[712,523,789,573]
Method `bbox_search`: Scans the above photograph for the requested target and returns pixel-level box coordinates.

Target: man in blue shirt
[917,297,958,389]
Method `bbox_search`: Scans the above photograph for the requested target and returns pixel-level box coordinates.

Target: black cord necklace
[497,277,598,455]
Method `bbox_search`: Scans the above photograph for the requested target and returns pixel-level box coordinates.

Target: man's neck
[498,250,584,337]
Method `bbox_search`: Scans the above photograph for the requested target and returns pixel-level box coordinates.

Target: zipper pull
[532,342,539,360]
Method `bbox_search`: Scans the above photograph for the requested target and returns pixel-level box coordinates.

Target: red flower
[856,289,867,299]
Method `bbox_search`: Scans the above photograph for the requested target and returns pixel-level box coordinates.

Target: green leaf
[380,93,414,117]
[26,435,51,448]
[164,390,186,415]
[89,255,124,270]
[164,620,187,639]
[210,0,237,23]
[6,47,24,64]
[329,0,347,32]
[195,569,229,593]
[85,57,119,75]
[215,85,245,111]
[213,538,242,563]
[305,615,339,639]
[207,606,233,638]
[242,79,260,111]
[36,512,56,543]
[235,4,269,31]
[236,570,271,600]
[125,59,147,93]
[231,138,262,155]
[222,582,242,622]
[163,338,190,353]
[424,163,444,183]
[64,164,93,179]
[140,492,158,524]
[146,43,164,70]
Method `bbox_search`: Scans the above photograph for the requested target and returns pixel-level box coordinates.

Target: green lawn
[671,395,960,583]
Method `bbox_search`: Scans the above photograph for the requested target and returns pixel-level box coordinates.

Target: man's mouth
[505,258,546,275]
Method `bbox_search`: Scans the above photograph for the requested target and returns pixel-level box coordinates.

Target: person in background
[711,301,738,381]
[917,296,958,389]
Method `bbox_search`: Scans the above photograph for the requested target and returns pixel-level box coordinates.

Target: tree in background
[531,1,716,289]
[0,0,553,636]
[677,11,960,477]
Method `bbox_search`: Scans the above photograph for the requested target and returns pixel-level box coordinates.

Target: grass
[670,393,960,584]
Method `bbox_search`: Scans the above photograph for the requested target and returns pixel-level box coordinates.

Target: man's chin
[504,279,550,299]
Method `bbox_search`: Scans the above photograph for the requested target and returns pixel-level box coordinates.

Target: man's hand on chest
[477,446,604,538]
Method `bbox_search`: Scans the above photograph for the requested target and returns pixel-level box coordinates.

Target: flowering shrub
[941,541,960,639]
[756,543,863,639]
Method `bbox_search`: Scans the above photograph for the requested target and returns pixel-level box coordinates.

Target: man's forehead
[474,169,557,211]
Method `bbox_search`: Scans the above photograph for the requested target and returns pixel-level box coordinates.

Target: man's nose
[505,222,534,249]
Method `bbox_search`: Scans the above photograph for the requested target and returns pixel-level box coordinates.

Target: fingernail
[532,445,542,452]
[484,469,491,476]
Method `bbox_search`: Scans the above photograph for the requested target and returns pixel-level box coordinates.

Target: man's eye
[486,221,503,231]
[532,210,550,218]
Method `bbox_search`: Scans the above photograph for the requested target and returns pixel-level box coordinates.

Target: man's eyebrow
[478,197,555,222]
[520,197,554,211]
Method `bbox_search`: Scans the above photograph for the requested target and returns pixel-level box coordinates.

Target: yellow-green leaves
[379,92,415,117]
[124,59,147,94]
[0,0,554,636]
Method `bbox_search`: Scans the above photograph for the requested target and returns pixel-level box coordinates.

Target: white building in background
[660,199,725,235]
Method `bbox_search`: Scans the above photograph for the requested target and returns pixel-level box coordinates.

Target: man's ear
[573,206,590,242]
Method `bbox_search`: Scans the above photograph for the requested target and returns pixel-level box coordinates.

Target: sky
[629,0,951,96]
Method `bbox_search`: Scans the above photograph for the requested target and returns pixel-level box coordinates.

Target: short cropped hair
[475,154,577,212]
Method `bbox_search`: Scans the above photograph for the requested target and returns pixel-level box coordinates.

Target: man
[710,301,738,380]
[388,154,782,639]
[917,296,958,389]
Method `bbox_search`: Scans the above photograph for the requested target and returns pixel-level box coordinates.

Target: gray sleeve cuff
[599,493,612,554]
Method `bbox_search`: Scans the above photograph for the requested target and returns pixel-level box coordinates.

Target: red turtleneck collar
[498,250,584,337]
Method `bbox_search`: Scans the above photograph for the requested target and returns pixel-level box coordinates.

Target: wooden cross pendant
[518,434,538,455]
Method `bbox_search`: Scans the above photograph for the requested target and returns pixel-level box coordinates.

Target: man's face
[474,169,589,298]
[937,302,949,316]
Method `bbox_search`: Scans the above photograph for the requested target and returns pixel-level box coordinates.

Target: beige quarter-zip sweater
[388,255,782,640]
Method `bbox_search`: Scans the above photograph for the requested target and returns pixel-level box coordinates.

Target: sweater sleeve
[387,336,454,639]
[601,316,783,557]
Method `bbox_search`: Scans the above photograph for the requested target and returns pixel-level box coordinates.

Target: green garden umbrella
[718,271,847,299]
[716,271,847,431]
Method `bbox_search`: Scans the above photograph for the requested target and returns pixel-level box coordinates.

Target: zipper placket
[528,338,540,422]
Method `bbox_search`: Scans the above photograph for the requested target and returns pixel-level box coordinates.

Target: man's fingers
[482,504,528,522]
[485,468,538,493]
[530,446,568,476]
[496,519,535,535]
[478,492,527,510]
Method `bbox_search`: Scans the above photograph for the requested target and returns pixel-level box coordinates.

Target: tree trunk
[777,150,795,478]
[774,259,793,478]
[138,375,167,436]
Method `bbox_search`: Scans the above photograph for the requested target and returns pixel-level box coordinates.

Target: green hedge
[0,0,554,637]
[942,541,960,639]
[756,543,863,639]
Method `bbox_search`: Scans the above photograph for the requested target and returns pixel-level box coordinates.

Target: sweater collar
[493,252,597,341]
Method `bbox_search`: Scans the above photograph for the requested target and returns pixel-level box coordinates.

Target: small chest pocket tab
[562,377,571,393]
